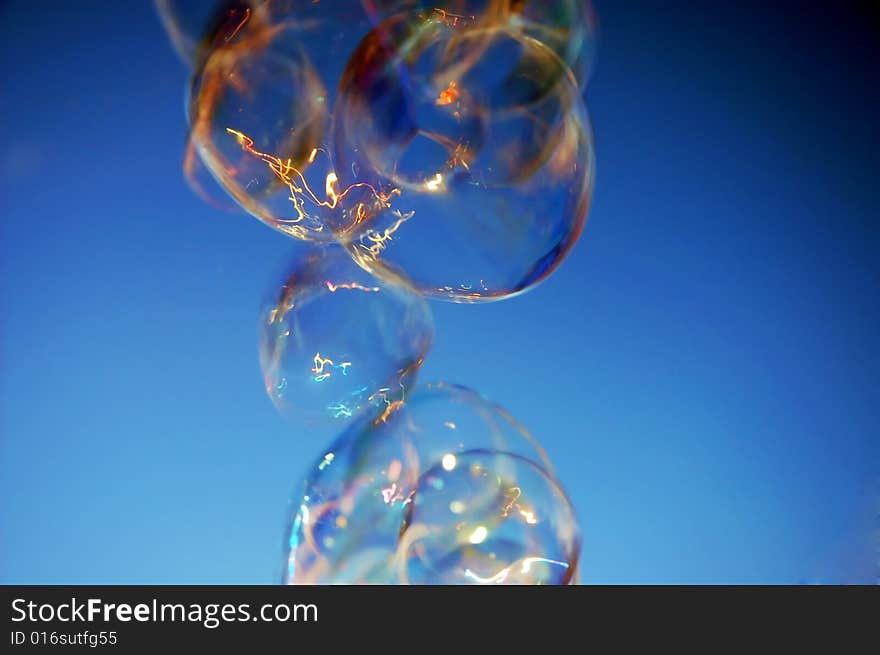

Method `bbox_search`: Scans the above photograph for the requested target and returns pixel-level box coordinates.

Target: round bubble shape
[283,382,557,584]
[334,19,595,302]
[186,2,382,241]
[398,449,580,584]
[362,0,598,89]
[259,245,433,431]
[188,22,337,240]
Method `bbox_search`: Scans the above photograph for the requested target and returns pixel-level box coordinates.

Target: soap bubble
[187,23,336,240]
[259,246,433,430]
[334,16,595,301]
[399,449,580,584]
[186,2,384,240]
[283,383,569,584]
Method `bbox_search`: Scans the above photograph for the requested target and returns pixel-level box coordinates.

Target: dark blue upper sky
[1,1,877,583]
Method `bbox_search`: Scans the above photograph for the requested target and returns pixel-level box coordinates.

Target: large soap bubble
[333,15,596,301]
[399,449,580,584]
[259,245,433,430]
[282,383,578,584]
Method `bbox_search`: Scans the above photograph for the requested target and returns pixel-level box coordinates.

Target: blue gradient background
[1,2,877,584]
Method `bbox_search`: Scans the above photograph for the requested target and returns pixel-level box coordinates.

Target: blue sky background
[1,1,877,584]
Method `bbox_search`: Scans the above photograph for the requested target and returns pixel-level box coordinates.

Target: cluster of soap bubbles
[157,0,596,584]
[285,384,580,584]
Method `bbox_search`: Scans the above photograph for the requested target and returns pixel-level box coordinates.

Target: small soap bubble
[259,245,433,429]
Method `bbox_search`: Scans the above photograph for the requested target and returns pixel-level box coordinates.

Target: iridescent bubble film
[362,1,598,89]
[184,1,381,240]
[187,23,335,240]
[334,13,595,301]
[170,2,596,295]
[400,449,580,584]
[282,383,578,584]
[259,246,433,428]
